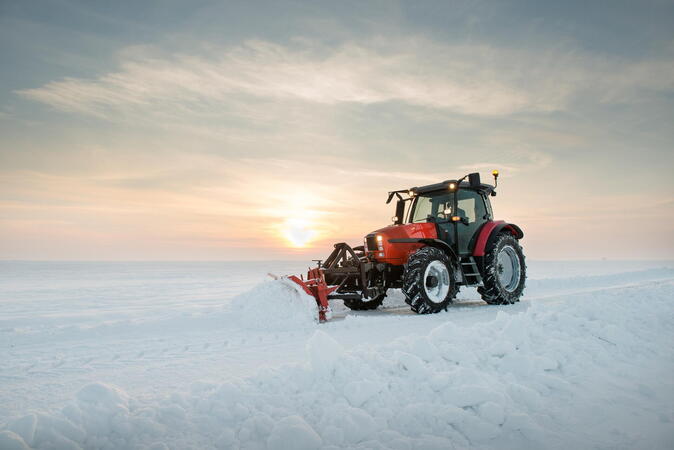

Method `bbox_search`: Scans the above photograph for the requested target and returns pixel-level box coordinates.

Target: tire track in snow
[332,268,674,320]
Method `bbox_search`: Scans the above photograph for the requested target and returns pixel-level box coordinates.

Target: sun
[282,217,316,248]
[263,190,322,248]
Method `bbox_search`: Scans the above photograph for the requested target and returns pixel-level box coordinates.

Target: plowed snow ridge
[229,279,319,330]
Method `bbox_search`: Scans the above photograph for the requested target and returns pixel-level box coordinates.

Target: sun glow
[258,188,327,249]
[282,217,316,248]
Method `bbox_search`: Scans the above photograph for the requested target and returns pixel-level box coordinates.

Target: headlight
[376,235,384,252]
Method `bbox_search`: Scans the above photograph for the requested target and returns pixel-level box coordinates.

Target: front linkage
[286,242,377,322]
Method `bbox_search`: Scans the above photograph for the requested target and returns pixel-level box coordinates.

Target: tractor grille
[365,234,378,252]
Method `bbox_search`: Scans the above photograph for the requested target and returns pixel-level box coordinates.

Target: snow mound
[0,431,29,450]
[267,415,322,450]
[228,279,318,330]
[2,282,673,449]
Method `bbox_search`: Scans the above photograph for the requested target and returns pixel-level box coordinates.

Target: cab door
[432,195,454,246]
[456,190,489,255]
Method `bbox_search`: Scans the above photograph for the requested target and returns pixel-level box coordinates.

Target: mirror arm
[386,191,405,204]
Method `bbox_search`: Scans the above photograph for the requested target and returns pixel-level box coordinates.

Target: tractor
[287,171,525,321]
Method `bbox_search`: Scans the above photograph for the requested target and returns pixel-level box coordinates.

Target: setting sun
[282,217,316,248]
[260,188,327,249]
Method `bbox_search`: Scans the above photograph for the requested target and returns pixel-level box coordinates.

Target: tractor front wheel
[343,293,386,311]
[402,247,458,314]
[479,233,526,305]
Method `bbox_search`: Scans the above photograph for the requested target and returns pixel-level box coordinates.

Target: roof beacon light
[492,170,499,188]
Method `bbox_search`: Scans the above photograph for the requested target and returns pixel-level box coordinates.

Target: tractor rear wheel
[479,233,526,305]
[343,293,386,311]
[402,247,458,314]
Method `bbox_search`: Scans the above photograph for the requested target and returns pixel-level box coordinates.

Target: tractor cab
[389,172,497,257]
[408,180,494,255]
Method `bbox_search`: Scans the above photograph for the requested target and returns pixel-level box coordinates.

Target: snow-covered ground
[1,260,673,449]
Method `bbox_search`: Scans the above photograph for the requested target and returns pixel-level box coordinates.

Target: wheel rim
[423,260,450,303]
[497,245,521,292]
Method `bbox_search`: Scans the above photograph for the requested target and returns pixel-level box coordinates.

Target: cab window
[410,192,453,223]
[456,190,487,223]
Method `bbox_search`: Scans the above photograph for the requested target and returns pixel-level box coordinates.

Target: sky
[1,0,673,261]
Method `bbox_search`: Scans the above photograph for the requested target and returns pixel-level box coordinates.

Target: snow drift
[2,280,672,449]
[228,279,318,330]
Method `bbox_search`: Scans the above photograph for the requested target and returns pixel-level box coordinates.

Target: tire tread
[402,247,458,314]
[479,233,526,305]
[343,294,386,311]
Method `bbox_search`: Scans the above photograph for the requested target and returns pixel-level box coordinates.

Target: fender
[388,238,458,262]
[472,221,524,257]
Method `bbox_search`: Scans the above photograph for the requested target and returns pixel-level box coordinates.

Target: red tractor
[288,171,525,321]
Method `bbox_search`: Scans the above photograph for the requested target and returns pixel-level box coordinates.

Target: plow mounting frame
[287,242,375,322]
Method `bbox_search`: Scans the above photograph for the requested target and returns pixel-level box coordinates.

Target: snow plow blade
[284,270,337,323]
[276,243,370,323]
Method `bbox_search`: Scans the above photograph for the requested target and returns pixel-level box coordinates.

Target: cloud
[18,37,674,122]
[457,149,553,173]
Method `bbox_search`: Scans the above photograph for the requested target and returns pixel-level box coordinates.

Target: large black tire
[402,247,458,314]
[343,293,386,311]
[479,233,526,305]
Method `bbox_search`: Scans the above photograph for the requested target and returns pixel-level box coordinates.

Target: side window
[457,190,487,224]
[457,196,476,222]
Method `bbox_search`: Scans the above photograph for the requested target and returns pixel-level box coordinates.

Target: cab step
[460,257,483,286]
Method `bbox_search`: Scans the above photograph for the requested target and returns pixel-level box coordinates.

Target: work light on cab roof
[282,170,525,322]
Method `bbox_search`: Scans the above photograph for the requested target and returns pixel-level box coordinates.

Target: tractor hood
[364,222,437,265]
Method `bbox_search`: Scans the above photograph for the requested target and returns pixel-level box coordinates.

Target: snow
[1,260,673,449]
[266,416,322,450]
[306,330,345,374]
[229,279,318,330]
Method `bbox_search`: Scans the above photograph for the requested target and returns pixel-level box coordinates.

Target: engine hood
[364,222,437,264]
[368,223,436,240]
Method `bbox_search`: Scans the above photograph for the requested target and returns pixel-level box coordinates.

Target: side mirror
[393,199,405,224]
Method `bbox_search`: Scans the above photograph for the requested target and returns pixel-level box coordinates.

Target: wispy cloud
[19,38,674,122]
[457,149,553,173]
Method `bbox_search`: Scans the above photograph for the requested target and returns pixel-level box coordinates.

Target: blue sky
[1,0,673,260]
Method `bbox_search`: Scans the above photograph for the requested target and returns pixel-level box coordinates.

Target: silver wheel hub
[497,245,521,292]
[424,260,450,303]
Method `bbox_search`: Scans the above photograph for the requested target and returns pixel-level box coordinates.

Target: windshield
[410,192,454,223]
